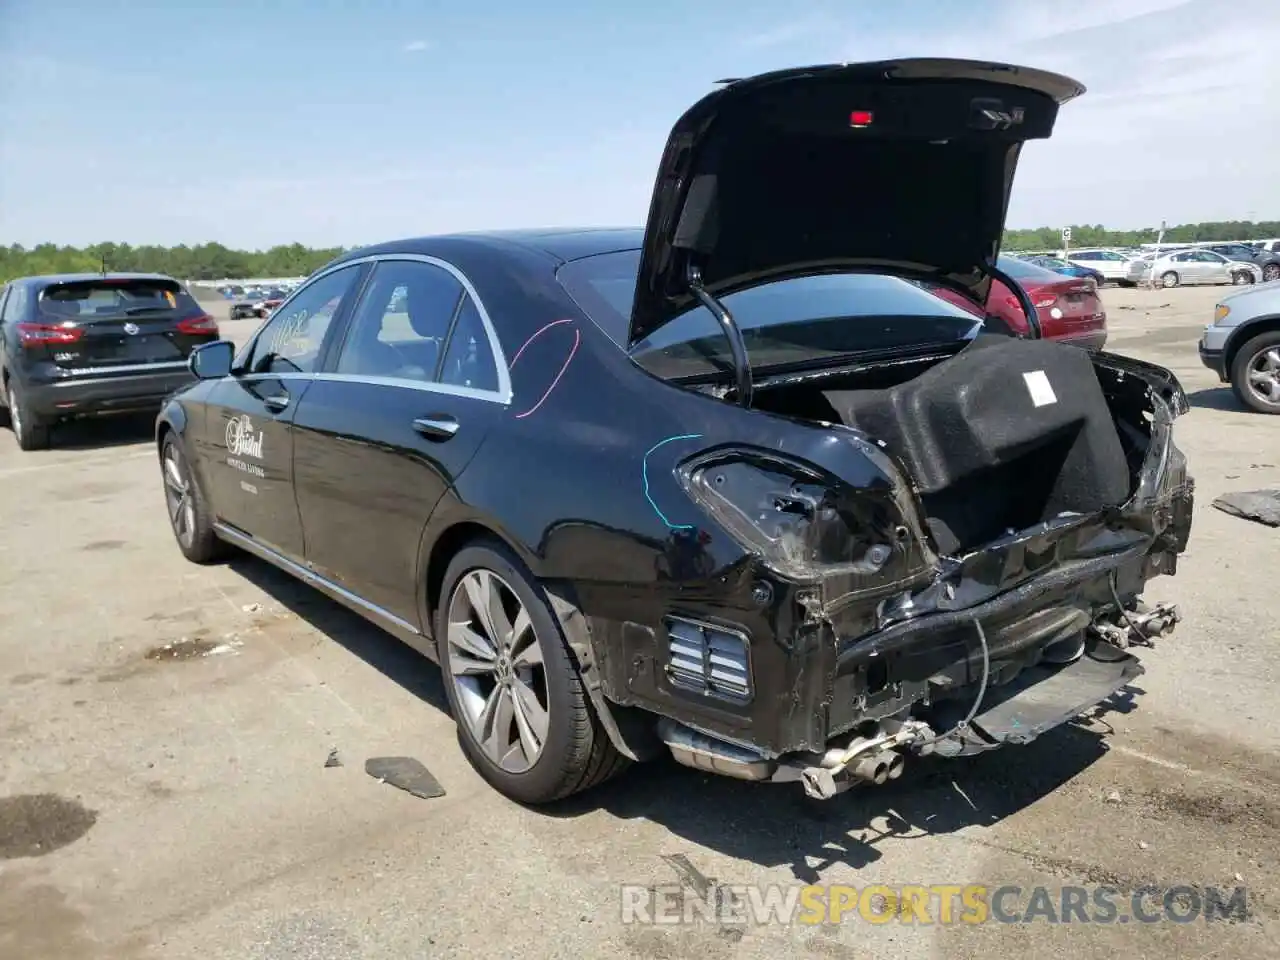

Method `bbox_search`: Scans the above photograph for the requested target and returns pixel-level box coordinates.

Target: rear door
[291,256,509,625]
[34,278,218,377]
[199,263,368,562]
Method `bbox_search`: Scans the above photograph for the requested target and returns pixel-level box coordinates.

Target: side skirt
[212,522,437,661]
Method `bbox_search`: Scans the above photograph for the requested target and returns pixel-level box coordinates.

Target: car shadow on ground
[550,690,1142,880]
[226,554,450,714]
[46,412,157,450]
[220,549,1134,877]
[1186,386,1246,412]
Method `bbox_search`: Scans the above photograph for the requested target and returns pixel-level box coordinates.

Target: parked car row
[1007,245,1276,289]
[228,287,291,320]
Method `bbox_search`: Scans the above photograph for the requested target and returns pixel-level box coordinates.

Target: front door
[1196,251,1231,284]
[201,263,368,562]
[291,257,507,624]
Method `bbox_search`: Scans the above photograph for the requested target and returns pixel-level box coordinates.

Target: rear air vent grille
[664,616,752,703]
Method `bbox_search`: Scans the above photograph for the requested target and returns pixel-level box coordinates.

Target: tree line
[4,220,1279,284]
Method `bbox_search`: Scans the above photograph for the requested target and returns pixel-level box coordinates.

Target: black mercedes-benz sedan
[155,59,1194,805]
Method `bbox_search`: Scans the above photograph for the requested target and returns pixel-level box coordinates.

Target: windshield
[557,249,983,381]
[37,278,192,318]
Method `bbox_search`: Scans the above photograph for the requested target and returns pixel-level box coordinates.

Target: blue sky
[2,0,1277,248]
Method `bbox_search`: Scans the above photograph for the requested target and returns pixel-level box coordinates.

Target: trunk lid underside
[628,58,1086,346]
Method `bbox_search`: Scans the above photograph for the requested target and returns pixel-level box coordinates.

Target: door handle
[413,415,459,440]
[263,393,290,412]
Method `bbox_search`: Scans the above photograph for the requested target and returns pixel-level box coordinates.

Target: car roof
[10,271,179,290]
[334,227,645,268]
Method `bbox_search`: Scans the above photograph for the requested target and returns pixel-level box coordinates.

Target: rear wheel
[1232,270,1253,286]
[1264,263,1280,283]
[436,541,627,804]
[1160,271,1180,288]
[1230,331,1280,414]
[161,434,227,562]
[6,381,51,451]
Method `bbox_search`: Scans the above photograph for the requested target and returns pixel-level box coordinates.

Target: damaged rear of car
[574,59,1195,799]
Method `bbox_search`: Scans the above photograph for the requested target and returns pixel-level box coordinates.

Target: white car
[1065,249,1136,285]
[1127,249,1261,288]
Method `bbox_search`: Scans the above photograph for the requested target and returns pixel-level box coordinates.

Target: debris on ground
[1211,489,1280,528]
[241,602,262,614]
[324,748,342,768]
[1105,790,1123,803]
[144,637,242,661]
[364,757,445,799]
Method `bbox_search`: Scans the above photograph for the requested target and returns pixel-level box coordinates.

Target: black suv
[0,273,220,450]
[1205,243,1280,283]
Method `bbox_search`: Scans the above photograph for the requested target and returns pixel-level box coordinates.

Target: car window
[245,265,361,375]
[438,293,499,392]
[1072,252,1097,260]
[336,260,462,382]
[2,285,28,323]
[996,255,1063,282]
[1198,251,1225,263]
[557,249,984,380]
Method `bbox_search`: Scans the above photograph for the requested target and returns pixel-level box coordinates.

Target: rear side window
[38,278,198,319]
[439,294,499,391]
[1,285,26,322]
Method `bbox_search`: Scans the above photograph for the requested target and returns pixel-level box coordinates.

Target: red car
[930,254,1107,350]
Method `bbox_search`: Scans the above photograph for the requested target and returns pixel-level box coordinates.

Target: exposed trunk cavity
[752,334,1155,556]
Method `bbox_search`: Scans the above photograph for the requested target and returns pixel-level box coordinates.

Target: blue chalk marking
[643,433,703,530]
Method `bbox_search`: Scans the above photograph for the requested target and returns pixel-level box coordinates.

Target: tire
[1160,271,1180,288]
[6,380,52,450]
[1230,330,1280,415]
[435,540,627,804]
[1264,263,1280,283]
[160,433,228,562]
[1232,271,1253,286]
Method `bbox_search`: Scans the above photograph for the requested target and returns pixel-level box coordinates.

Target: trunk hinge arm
[981,260,1042,339]
[687,264,753,408]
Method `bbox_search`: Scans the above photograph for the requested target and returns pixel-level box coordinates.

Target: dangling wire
[916,618,990,747]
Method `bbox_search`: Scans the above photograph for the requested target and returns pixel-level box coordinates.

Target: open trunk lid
[628,58,1085,347]
[33,277,217,372]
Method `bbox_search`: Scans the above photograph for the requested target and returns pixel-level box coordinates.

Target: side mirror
[189,340,235,380]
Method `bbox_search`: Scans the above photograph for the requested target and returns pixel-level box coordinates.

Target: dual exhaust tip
[850,749,906,786]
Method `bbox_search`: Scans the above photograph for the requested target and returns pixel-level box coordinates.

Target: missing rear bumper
[656,635,1147,799]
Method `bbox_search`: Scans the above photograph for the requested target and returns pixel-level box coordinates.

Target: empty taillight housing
[15,321,83,347]
[665,616,752,703]
[176,313,219,335]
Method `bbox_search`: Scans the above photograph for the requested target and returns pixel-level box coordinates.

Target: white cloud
[403,39,430,53]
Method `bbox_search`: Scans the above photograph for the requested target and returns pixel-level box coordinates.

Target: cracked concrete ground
[1,285,1277,959]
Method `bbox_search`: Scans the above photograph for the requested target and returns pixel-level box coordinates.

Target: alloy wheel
[7,386,22,437]
[1246,345,1280,407]
[162,444,197,547]
[445,569,549,774]
[1265,264,1280,282]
